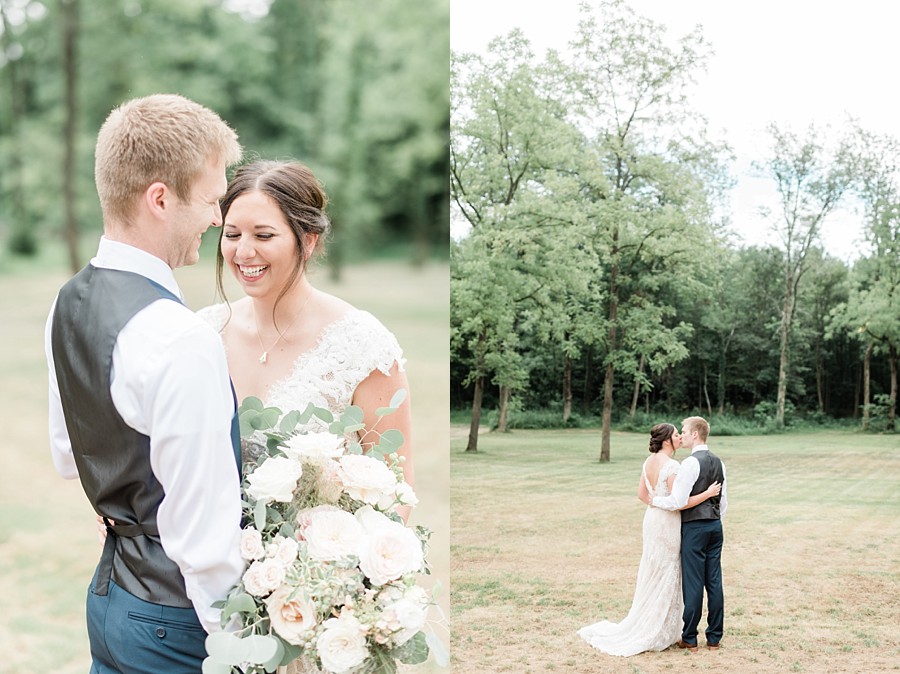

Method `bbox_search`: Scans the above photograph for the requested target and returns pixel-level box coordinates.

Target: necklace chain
[254,293,313,364]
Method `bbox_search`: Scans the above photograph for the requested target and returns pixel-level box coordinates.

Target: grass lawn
[0,254,449,673]
[451,425,900,674]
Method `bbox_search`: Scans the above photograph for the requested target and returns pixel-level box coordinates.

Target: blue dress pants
[680,519,724,646]
[86,568,207,674]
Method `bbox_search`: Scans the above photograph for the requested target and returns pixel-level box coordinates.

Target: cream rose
[242,558,286,597]
[316,613,369,673]
[383,595,428,645]
[240,527,266,561]
[284,432,345,463]
[267,535,299,566]
[338,454,396,505]
[265,585,318,646]
[305,509,364,561]
[295,504,342,537]
[357,511,424,586]
[246,456,302,504]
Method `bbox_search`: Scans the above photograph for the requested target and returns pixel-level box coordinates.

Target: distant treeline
[0,0,449,272]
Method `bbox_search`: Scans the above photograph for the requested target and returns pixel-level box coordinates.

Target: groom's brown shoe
[676,640,698,652]
[707,643,720,651]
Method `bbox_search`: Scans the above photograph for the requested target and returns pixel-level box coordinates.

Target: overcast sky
[451,0,900,261]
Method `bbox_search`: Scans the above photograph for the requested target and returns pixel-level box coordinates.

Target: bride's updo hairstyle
[648,423,676,453]
[215,159,331,306]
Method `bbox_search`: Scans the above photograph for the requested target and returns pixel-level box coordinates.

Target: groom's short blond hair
[682,416,710,442]
[94,93,242,223]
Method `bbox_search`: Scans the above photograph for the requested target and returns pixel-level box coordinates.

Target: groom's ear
[144,182,171,221]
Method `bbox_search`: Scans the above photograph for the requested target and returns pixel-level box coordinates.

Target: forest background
[0,0,450,669]
[450,0,900,459]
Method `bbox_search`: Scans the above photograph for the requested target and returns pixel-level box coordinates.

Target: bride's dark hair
[648,423,676,453]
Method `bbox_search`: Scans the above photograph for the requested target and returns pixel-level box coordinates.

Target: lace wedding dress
[199,304,405,674]
[578,457,684,657]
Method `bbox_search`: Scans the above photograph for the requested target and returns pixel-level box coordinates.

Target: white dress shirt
[45,236,244,633]
[651,444,728,519]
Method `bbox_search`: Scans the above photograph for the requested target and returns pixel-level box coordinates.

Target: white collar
[92,236,183,301]
[691,444,709,454]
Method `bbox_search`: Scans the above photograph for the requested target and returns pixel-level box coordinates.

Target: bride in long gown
[578,423,719,657]
[198,160,414,673]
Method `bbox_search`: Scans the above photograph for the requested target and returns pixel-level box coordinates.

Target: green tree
[755,122,853,429]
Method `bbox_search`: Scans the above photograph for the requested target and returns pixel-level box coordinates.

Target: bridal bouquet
[202,392,443,674]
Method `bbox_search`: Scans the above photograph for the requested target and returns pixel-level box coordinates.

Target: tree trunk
[862,341,873,431]
[582,346,593,415]
[703,366,713,417]
[815,336,825,414]
[466,375,484,452]
[629,354,645,419]
[889,344,897,432]
[600,259,619,463]
[717,336,728,416]
[0,2,31,256]
[62,0,81,273]
[775,293,792,429]
[562,353,573,423]
[497,384,511,433]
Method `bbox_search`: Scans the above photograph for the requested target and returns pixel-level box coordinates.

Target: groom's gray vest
[51,265,237,608]
[681,449,724,523]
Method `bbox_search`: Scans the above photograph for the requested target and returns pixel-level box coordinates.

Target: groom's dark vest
[681,449,724,523]
[51,265,240,607]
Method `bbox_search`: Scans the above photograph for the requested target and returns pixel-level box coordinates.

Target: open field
[451,425,900,673]
[0,255,449,673]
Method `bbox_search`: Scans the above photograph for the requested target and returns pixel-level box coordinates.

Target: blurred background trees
[0,0,449,273]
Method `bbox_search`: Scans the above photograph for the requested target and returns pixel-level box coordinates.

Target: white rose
[395,481,418,507]
[284,432,345,463]
[246,456,302,504]
[268,535,299,566]
[242,561,269,597]
[383,596,427,645]
[339,454,397,505]
[358,516,424,586]
[265,585,318,646]
[305,509,364,561]
[240,527,266,561]
[316,614,369,673]
[296,504,342,537]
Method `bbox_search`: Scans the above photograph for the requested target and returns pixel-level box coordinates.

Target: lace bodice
[643,457,680,499]
[197,303,405,430]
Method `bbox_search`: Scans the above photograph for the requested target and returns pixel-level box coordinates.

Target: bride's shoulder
[195,301,232,332]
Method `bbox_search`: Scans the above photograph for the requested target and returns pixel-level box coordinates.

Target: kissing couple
[578,416,728,656]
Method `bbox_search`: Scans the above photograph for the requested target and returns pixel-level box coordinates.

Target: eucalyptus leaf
[206,631,249,665]
[279,522,295,539]
[201,657,233,674]
[313,407,334,423]
[379,429,405,450]
[342,423,366,433]
[279,410,302,433]
[259,407,281,429]
[347,441,364,455]
[250,414,270,430]
[222,592,257,619]
[389,388,407,409]
[340,405,365,425]
[328,420,345,435]
[393,631,429,665]
[254,498,268,530]
[245,634,280,664]
[297,402,316,424]
[267,507,283,524]
[240,396,265,413]
[375,406,396,417]
[262,637,286,672]
[426,631,449,666]
[279,642,305,666]
[239,410,259,436]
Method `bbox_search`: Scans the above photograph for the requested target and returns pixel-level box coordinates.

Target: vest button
[156,627,166,638]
